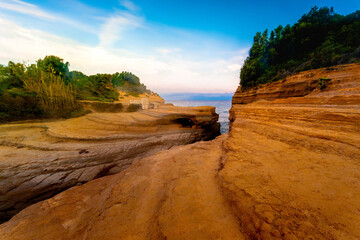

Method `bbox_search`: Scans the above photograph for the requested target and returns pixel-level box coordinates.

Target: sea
[166,100,232,134]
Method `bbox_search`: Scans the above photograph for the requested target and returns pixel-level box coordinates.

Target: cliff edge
[0,64,359,240]
[225,63,360,239]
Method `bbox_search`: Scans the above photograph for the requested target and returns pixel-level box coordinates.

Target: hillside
[0,55,160,122]
[240,7,360,88]
[1,64,359,239]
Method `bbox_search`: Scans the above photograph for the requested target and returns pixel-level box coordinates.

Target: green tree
[37,55,70,82]
[88,74,119,101]
[240,6,360,89]
[7,61,26,87]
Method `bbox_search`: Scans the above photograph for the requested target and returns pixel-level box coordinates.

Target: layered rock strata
[232,63,360,105]
[1,63,359,239]
[0,135,246,240]
[0,105,220,222]
[223,65,360,239]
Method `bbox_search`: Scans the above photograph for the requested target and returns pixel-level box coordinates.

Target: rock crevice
[0,105,220,222]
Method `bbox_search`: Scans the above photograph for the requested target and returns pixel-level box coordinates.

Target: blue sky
[0,0,359,93]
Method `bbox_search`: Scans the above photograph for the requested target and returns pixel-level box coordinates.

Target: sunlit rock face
[223,63,360,239]
[0,105,220,222]
[232,63,360,105]
[1,64,360,240]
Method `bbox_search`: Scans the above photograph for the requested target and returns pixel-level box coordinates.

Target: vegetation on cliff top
[240,6,360,88]
[0,55,153,122]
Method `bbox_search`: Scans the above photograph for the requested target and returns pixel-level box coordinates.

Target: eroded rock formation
[223,64,360,239]
[232,63,360,105]
[0,105,220,222]
[1,64,359,239]
[0,136,246,239]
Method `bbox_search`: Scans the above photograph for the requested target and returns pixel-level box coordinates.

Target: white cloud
[120,0,138,12]
[156,48,181,54]
[227,64,242,71]
[0,0,97,34]
[99,12,143,47]
[0,0,56,20]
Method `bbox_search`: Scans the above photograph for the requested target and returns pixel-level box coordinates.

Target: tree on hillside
[7,61,26,88]
[240,6,360,89]
[0,55,156,121]
[112,71,140,86]
[37,55,70,82]
[88,74,119,101]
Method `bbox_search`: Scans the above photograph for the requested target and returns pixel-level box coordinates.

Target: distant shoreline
[160,92,233,101]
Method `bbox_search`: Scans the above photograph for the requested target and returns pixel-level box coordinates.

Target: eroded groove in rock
[0,136,245,240]
[0,105,220,222]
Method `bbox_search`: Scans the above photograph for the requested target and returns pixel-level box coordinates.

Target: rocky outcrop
[79,101,125,112]
[1,63,359,239]
[0,105,220,222]
[117,91,166,110]
[79,92,165,113]
[232,63,360,105]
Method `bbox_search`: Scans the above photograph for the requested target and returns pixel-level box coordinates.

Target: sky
[0,0,359,93]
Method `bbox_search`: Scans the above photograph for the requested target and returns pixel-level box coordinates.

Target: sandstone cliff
[224,63,360,239]
[0,105,220,222]
[232,63,360,105]
[1,64,359,240]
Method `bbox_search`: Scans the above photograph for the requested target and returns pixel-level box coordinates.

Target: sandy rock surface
[0,105,220,222]
[0,135,245,240]
[1,64,359,239]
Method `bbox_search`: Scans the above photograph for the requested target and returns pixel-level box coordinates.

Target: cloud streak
[156,48,181,54]
[120,0,139,12]
[0,0,56,20]
[0,0,97,34]
[99,12,143,47]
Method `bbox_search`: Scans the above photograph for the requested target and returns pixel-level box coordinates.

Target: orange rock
[0,105,220,222]
[1,63,360,239]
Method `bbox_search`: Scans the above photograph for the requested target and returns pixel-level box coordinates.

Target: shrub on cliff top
[318,77,331,90]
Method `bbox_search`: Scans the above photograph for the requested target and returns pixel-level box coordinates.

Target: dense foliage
[240,7,360,88]
[0,55,150,122]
